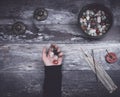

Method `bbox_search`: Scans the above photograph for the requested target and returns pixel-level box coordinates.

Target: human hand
[42,44,63,66]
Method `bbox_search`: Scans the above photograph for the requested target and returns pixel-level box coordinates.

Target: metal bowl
[78,3,113,39]
[12,22,26,35]
[33,8,48,21]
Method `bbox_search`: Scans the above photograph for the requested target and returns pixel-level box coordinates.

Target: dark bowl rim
[78,3,113,39]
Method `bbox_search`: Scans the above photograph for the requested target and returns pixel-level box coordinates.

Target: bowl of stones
[78,3,113,39]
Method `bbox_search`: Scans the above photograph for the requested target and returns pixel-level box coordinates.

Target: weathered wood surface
[0,0,120,25]
[0,0,120,97]
[0,71,120,97]
[0,44,120,71]
[0,25,120,43]
[0,0,120,43]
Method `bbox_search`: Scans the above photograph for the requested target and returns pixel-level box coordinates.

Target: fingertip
[51,44,59,49]
[58,52,63,63]
[57,48,61,52]
[59,52,63,57]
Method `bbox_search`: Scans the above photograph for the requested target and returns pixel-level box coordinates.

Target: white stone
[49,52,54,57]
[97,16,101,23]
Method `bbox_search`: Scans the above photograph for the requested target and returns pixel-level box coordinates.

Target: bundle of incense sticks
[81,48,117,93]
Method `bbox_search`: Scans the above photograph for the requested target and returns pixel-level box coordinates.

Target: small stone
[86,15,90,20]
[86,10,90,15]
[99,32,102,35]
[49,52,54,57]
[97,16,101,23]
[54,55,58,60]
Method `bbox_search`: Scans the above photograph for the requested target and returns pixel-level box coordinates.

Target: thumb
[42,47,47,59]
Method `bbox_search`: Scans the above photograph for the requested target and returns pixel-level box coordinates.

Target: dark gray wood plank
[0,0,111,22]
[0,70,120,97]
[0,25,120,43]
[0,44,120,71]
[0,71,44,97]
[0,0,120,43]
[62,70,120,97]
[0,0,119,25]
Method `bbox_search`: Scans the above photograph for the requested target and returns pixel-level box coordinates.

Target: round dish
[34,8,48,21]
[12,22,26,35]
[78,3,113,39]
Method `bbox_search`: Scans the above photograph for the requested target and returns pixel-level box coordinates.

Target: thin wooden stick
[84,56,114,92]
[80,48,117,93]
[86,52,117,92]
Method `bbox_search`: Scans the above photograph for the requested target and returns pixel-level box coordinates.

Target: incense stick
[80,48,117,93]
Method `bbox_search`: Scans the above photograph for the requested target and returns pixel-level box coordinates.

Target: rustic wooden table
[0,0,120,97]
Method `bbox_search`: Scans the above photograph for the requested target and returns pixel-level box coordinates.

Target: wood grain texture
[0,70,120,97]
[0,0,120,97]
[0,44,120,71]
[0,25,120,43]
[0,0,120,43]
